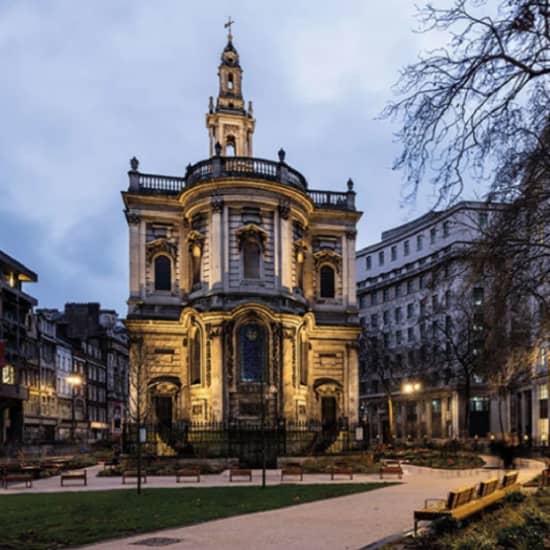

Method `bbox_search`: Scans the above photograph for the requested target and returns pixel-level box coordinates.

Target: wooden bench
[176,468,201,483]
[229,468,252,482]
[2,473,33,489]
[330,466,353,480]
[60,470,87,487]
[380,460,403,480]
[413,471,520,534]
[281,466,304,481]
[122,470,147,484]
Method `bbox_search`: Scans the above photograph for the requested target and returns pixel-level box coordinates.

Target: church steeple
[206,19,255,157]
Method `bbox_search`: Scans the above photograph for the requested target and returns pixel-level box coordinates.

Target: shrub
[506,491,527,504]
[450,531,496,550]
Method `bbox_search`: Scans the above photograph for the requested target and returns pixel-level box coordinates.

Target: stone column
[279,201,291,291]
[127,212,141,298]
[210,196,224,290]
[346,231,357,307]
[282,326,296,421]
[347,344,359,424]
[207,324,224,422]
[138,218,146,298]
[341,235,348,304]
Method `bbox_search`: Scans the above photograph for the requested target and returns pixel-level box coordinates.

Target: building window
[395,283,402,297]
[320,265,335,298]
[383,310,389,325]
[300,331,308,386]
[419,275,425,290]
[394,307,402,324]
[407,327,414,342]
[478,212,488,228]
[473,287,484,306]
[154,255,171,291]
[391,246,397,261]
[430,227,436,244]
[417,234,424,251]
[370,313,378,329]
[2,364,15,385]
[407,279,414,294]
[365,256,371,270]
[243,240,261,279]
[191,328,202,385]
[443,221,450,238]
[378,250,385,266]
[227,73,234,90]
[396,330,402,345]
[407,303,414,319]
[239,323,266,382]
[404,240,410,256]
[383,288,390,302]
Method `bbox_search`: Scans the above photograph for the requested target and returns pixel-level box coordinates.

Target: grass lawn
[0,483,393,550]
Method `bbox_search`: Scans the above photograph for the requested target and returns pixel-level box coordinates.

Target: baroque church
[122,29,362,446]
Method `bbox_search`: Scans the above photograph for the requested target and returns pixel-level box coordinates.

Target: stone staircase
[155,434,177,457]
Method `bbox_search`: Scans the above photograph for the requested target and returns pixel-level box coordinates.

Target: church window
[191,328,201,385]
[320,265,335,298]
[239,323,266,382]
[154,255,171,291]
[300,332,308,386]
[228,73,234,90]
[243,240,261,279]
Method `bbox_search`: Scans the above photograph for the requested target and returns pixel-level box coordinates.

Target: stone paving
[1,456,544,550]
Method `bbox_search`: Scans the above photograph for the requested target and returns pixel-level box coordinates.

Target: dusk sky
[0,0,482,315]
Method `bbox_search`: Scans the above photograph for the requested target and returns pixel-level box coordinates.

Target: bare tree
[384,0,550,204]
[127,335,151,495]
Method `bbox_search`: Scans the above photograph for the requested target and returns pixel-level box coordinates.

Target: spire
[205,20,256,158]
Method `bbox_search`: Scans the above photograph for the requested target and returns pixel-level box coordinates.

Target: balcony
[127,154,356,211]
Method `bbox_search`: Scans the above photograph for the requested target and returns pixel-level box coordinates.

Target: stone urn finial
[278,148,286,163]
[347,178,354,191]
[215,142,222,156]
[130,156,139,171]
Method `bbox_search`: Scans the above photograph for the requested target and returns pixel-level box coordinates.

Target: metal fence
[122,420,365,467]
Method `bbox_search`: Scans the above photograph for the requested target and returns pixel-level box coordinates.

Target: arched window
[243,240,261,279]
[299,331,308,386]
[154,255,171,291]
[320,265,335,298]
[226,136,236,156]
[239,323,266,382]
[191,328,201,385]
[228,73,234,90]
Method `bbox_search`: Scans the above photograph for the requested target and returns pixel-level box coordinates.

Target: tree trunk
[463,377,471,439]
[387,394,395,444]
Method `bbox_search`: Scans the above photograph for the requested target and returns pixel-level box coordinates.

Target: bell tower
[206,19,255,157]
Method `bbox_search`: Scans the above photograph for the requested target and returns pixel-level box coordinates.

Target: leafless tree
[127,335,152,495]
[384,0,550,204]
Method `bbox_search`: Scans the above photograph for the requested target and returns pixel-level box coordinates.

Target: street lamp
[402,382,422,441]
[66,374,83,441]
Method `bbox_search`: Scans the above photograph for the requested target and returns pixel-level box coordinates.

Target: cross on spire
[224,16,235,40]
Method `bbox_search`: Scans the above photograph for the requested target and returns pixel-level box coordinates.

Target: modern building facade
[356,202,498,442]
[123,32,361,453]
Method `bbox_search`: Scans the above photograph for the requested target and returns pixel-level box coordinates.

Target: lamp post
[66,374,83,442]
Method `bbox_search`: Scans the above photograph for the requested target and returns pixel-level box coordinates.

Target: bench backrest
[502,471,518,487]
[447,485,477,509]
[478,478,499,497]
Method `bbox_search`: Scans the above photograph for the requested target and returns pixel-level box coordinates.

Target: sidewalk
[59,458,540,550]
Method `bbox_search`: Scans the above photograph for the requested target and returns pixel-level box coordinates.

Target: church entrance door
[155,396,172,441]
[322,397,337,430]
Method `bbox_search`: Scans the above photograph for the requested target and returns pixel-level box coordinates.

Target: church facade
[122,33,362,448]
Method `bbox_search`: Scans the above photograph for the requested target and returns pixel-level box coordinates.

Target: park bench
[330,465,353,480]
[2,472,33,489]
[122,470,147,484]
[229,468,252,482]
[281,465,304,481]
[380,460,403,480]
[413,471,520,534]
[60,469,87,487]
[176,468,201,483]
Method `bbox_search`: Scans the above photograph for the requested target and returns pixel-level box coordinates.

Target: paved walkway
[1,457,544,550]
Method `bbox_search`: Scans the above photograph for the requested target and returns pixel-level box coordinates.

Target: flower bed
[377,447,485,470]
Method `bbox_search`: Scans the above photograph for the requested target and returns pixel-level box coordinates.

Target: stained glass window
[239,323,266,382]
